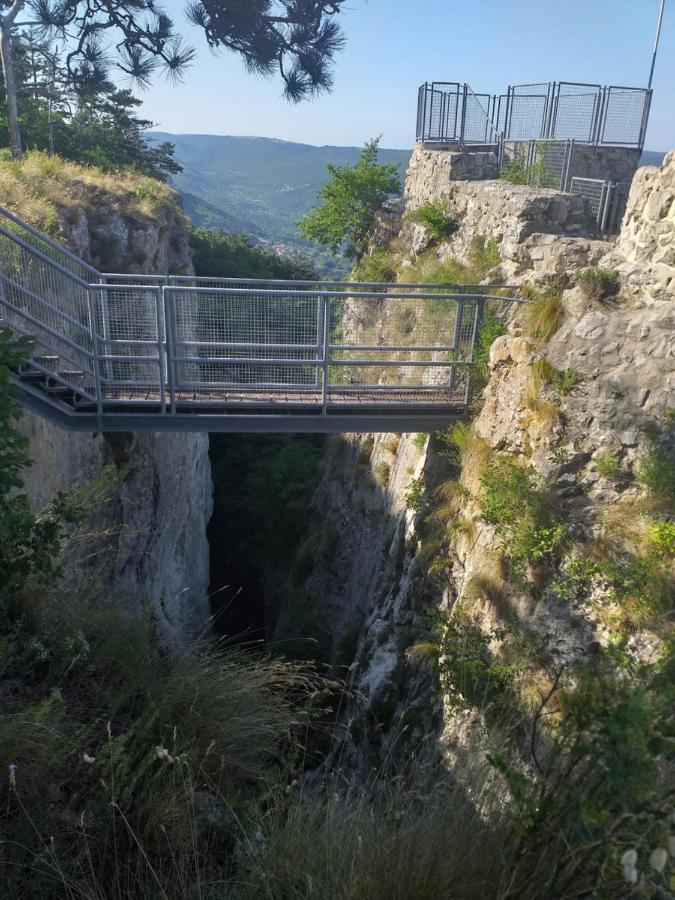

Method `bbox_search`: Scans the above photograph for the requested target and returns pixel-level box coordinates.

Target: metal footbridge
[0,207,520,433]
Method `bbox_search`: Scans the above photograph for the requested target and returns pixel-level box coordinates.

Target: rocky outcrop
[384,144,611,282]
[609,150,675,298]
[293,142,674,778]
[15,178,212,645]
[452,291,673,659]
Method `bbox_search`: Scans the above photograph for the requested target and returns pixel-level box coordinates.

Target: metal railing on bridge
[0,207,522,433]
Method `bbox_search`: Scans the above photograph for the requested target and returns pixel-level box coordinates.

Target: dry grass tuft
[523,287,565,343]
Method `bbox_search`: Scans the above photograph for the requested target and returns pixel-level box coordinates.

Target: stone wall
[16,184,213,646]
[566,145,641,184]
[502,142,641,184]
[404,144,499,206]
[385,148,607,282]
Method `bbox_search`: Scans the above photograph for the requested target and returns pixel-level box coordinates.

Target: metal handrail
[0,207,100,278]
[1,206,523,430]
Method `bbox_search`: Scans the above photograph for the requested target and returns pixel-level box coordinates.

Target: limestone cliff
[282,148,674,776]
[2,157,213,644]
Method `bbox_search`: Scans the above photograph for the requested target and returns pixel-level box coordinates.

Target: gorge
[1,142,673,897]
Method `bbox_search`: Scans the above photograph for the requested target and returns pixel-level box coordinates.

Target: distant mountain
[639,150,667,167]
[149,133,412,277]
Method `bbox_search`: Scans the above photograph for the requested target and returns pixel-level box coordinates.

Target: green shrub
[638,419,675,502]
[413,432,429,451]
[577,267,620,303]
[469,235,501,276]
[494,651,672,899]
[374,461,391,487]
[473,310,506,389]
[353,250,398,283]
[479,456,566,574]
[412,198,459,241]
[405,477,427,512]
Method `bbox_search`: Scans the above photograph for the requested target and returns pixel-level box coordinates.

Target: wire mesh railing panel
[606,182,631,234]
[504,84,550,140]
[425,84,461,142]
[463,89,500,144]
[501,140,570,190]
[0,226,98,397]
[326,291,478,400]
[601,88,650,146]
[169,287,322,391]
[551,84,601,141]
[93,285,164,396]
[0,208,99,285]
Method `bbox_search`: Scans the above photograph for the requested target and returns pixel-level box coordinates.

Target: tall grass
[1,591,317,898]
[235,765,507,900]
[0,150,178,238]
[523,287,565,343]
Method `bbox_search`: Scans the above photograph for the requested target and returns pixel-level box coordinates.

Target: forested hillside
[150,133,411,277]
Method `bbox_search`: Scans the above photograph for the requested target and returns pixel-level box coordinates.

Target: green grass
[374,461,391,487]
[479,456,566,575]
[469,235,501,277]
[411,198,459,241]
[353,250,398,282]
[236,765,506,900]
[1,592,316,898]
[637,418,675,502]
[530,357,582,395]
[595,451,620,478]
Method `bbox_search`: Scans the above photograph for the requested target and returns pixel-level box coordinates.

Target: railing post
[465,295,485,407]
[153,285,166,413]
[162,286,177,415]
[321,294,330,415]
[86,284,104,418]
[460,83,468,147]
[448,296,465,399]
[421,82,428,142]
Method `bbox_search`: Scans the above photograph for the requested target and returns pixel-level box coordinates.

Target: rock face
[16,183,212,646]
[275,432,444,780]
[288,141,675,778]
[453,292,674,663]
[611,150,675,298]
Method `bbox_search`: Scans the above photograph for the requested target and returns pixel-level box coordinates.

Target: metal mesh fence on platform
[417,80,650,150]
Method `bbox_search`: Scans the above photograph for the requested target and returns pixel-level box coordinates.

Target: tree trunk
[0,23,22,159]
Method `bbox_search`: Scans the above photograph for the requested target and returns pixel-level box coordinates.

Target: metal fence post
[153,285,166,413]
[321,294,330,414]
[562,139,575,191]
[162,286,177,415]
[86,284,103,418]
[460,83,468,146]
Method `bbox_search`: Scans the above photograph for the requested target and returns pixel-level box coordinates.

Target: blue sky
[141,0,674,152]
